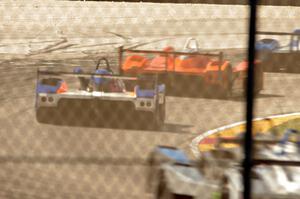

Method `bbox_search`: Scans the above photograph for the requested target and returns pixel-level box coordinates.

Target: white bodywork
[162,164,219,198]
[161,141,300,199]
[36,90,164,112]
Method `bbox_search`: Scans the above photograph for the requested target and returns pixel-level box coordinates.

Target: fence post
[244,1,257,199]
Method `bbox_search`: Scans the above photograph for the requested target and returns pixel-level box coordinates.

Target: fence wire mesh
[0,1,299,199]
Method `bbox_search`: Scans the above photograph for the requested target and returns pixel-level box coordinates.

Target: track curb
[190,112,300,157]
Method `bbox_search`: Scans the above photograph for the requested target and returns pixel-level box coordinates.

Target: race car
[147,129,300,199]
[119,38,264,98]
[256,29,300,72]
[35,58,166,129]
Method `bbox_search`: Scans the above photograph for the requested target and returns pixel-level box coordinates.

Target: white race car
[35,58,166,129]
[148,129,300,199]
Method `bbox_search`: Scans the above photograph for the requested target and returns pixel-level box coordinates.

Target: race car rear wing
[37,69,161,87]
[37,69,162,95]
[256,31,300,36]
[37,70,140,81]
[118,46,224,74]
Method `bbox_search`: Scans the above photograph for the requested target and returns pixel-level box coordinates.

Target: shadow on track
[0,156,148,165]
[166,88,284,101]
[36,115,192,134]
[228,93,284,102]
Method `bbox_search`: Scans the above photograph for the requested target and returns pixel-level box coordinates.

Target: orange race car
[119,38,263,98]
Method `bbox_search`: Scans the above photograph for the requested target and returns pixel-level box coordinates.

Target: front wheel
[156,173,192,199]
[156,180,173,199]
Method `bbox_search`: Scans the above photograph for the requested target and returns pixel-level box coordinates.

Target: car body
[120,38,264,98]
[256,29,300,72]
[148,129,300,199]
[35,58,166,129]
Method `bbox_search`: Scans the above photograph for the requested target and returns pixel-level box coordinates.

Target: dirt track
[0,1,300,199]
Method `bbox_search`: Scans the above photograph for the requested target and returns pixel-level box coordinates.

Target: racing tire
[242,77,262,97]
[159,103,166,124]
[203,68,232,99]
[152,102,165,130]
[156,174,192,199]
[36,108,47,123]
[135,107,163,130]
[202,83,214,98]
[287,63,300,73]
[151,112,162,130]
[157,181,173,199]
[218,66,233,99]
[36,107,57,124]
[156,172,172,199]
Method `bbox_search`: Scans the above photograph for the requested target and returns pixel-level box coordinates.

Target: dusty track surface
[1,1,300,199]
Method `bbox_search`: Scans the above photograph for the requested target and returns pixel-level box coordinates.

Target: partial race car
[119,38,264,98]
[147,129,300,199]
[256,29,300,72]
[35,58,166,129]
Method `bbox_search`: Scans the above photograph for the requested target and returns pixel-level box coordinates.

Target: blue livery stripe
[36,82,61,93]
[157,147,190,164]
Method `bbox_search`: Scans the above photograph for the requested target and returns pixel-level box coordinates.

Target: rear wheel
[254,65,264,96]
[243,77,261,97]
[219,66,233,99]
[136,101,165,130]
[287,63,300,73]
[36,107,57,124]
[36,108,46,123]
[156,173,192,199]
[153,100,166,130]
[204,67,233,99]
[203,67,232,99]
[151,111,162,130]
[157,181,173,199]
[159,103,166,124]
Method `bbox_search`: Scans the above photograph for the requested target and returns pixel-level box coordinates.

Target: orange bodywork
[121,46,264,94]
[122,51,234,91]
[56,81,68,93]
[122,55,148,71]
[122,53,231,75]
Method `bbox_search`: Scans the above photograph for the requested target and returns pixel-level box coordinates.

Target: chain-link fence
[0,1,299,199]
